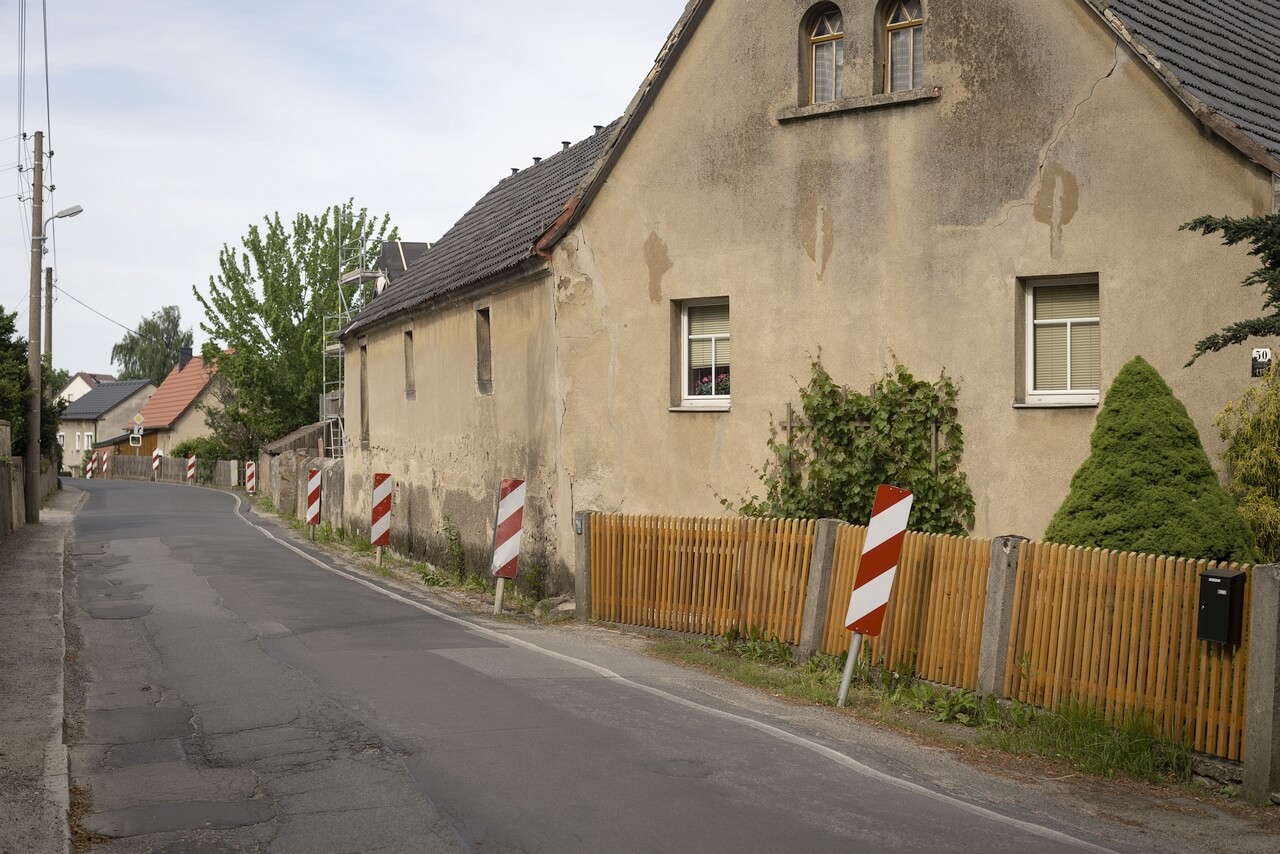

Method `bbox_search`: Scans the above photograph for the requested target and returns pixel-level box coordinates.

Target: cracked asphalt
[48,479,1280,852]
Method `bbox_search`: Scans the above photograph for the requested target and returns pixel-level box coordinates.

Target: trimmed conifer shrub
[1043,356,1256,563]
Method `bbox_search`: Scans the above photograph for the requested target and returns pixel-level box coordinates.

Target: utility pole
[25,130,43,524]
[44,267,53,368]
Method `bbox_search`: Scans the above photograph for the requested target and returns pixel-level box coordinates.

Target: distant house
[58,379,155,474]
[97,349,218,458]
[57,372,115,405]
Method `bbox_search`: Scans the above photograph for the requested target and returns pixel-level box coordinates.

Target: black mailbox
[1197,569,1245,646]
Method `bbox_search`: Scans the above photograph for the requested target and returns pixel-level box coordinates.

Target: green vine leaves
[728,359,976,535]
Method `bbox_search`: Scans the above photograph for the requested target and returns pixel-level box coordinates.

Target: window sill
[669,404,731,413]
[1013,400,1099,410]
[776,86,941,123]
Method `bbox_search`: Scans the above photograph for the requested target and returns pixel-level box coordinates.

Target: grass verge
[651,634,1193,786]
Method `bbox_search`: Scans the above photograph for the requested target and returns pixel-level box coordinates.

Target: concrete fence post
[574,511,593,621]
[1244,563,1280,805]
[798,519,842,659]
[976,535,1027,697]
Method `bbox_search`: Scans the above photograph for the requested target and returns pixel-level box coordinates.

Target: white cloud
[0,0,686,374]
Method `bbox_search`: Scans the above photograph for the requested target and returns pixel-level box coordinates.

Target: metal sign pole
[837,632,864,708]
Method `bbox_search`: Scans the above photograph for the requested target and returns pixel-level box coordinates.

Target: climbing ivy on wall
[730,359,976,535]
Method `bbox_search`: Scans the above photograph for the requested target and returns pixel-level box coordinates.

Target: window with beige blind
[682,299,731,407]
[1026,278,1100,405]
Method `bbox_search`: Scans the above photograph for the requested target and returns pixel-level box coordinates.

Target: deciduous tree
[0,306,65,465]
[110,305,193,384]
[194,200,394,459]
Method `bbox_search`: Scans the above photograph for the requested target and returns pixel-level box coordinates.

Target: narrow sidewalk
[0,485,82,854]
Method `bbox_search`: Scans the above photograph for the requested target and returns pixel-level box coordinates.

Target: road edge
[49,485,86,854]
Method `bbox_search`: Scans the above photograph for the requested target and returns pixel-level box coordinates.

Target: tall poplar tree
[194,200,394,459]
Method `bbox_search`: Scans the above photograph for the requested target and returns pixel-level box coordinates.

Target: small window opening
[476,308,493,395]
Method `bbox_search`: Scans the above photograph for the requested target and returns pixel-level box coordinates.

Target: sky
[0,0,688,377]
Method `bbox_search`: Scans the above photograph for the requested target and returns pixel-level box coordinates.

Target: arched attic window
[883,0,924,93]
[807,5,844,104]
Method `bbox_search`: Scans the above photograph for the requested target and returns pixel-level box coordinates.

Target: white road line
[228,492,1114,853]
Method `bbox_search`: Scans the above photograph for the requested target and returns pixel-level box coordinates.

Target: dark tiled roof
[62,379,154,421]
[345,123,619,336]
[377,241,430,285]
[1105,0,1280,163]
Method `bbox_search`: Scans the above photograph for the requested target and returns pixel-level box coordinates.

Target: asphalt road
[62,479,1207,852]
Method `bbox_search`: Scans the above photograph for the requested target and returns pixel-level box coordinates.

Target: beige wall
[548,0,1278,564]
[156,387,217,454]
[342,272,566,585]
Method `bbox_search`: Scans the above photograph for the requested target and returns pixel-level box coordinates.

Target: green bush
[1044,356,1256,562]
[172,436,233,483]
[730,358,975,534]
[1216,364,1280,561]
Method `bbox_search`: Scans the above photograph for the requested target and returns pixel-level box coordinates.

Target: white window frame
[85,432,94,448]
[75,432,82,451]
[1025,276,1100,406]
[680,298,731,409]
[57,433,65,447]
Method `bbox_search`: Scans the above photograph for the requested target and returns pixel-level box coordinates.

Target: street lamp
[26,188,84,523]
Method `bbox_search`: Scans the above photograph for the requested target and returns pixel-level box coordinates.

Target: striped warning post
[245,461,256,494]
[371,473,392,546]
[101,452,111,479]
[187,455,196,483]
[151,448,163,478]
[86,451,98,479]
[489,479,527,579]
[306,469,321,527]
[845,485,915,636]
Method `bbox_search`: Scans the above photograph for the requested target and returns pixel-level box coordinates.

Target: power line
[52,285,138,337]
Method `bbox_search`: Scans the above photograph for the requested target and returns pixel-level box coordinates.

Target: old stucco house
[344,0,1280,591]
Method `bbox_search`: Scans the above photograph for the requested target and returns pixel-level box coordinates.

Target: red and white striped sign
[151,447,163,473]
[245,461,256,494]
[101,452,111,479]
[489,478,527,579]
[86,451,98,479]
[371,473,392,546]
[844,485,914,636]
[306,468,321,526]
[187,455,196,483]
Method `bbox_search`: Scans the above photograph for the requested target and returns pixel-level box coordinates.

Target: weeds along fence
[585,511,1254,762]
[1005,542,1251,761]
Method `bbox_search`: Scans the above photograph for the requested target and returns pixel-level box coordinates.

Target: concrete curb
[48,486,84,854]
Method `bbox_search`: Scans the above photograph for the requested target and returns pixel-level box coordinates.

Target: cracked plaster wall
[547,0,1278,559]
[342,275,566,590]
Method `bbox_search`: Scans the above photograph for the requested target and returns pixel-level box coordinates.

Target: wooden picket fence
[1005,542,1251,761]
[820,527,991,690]
[590,514,815,643]
[586,511,1253,761]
